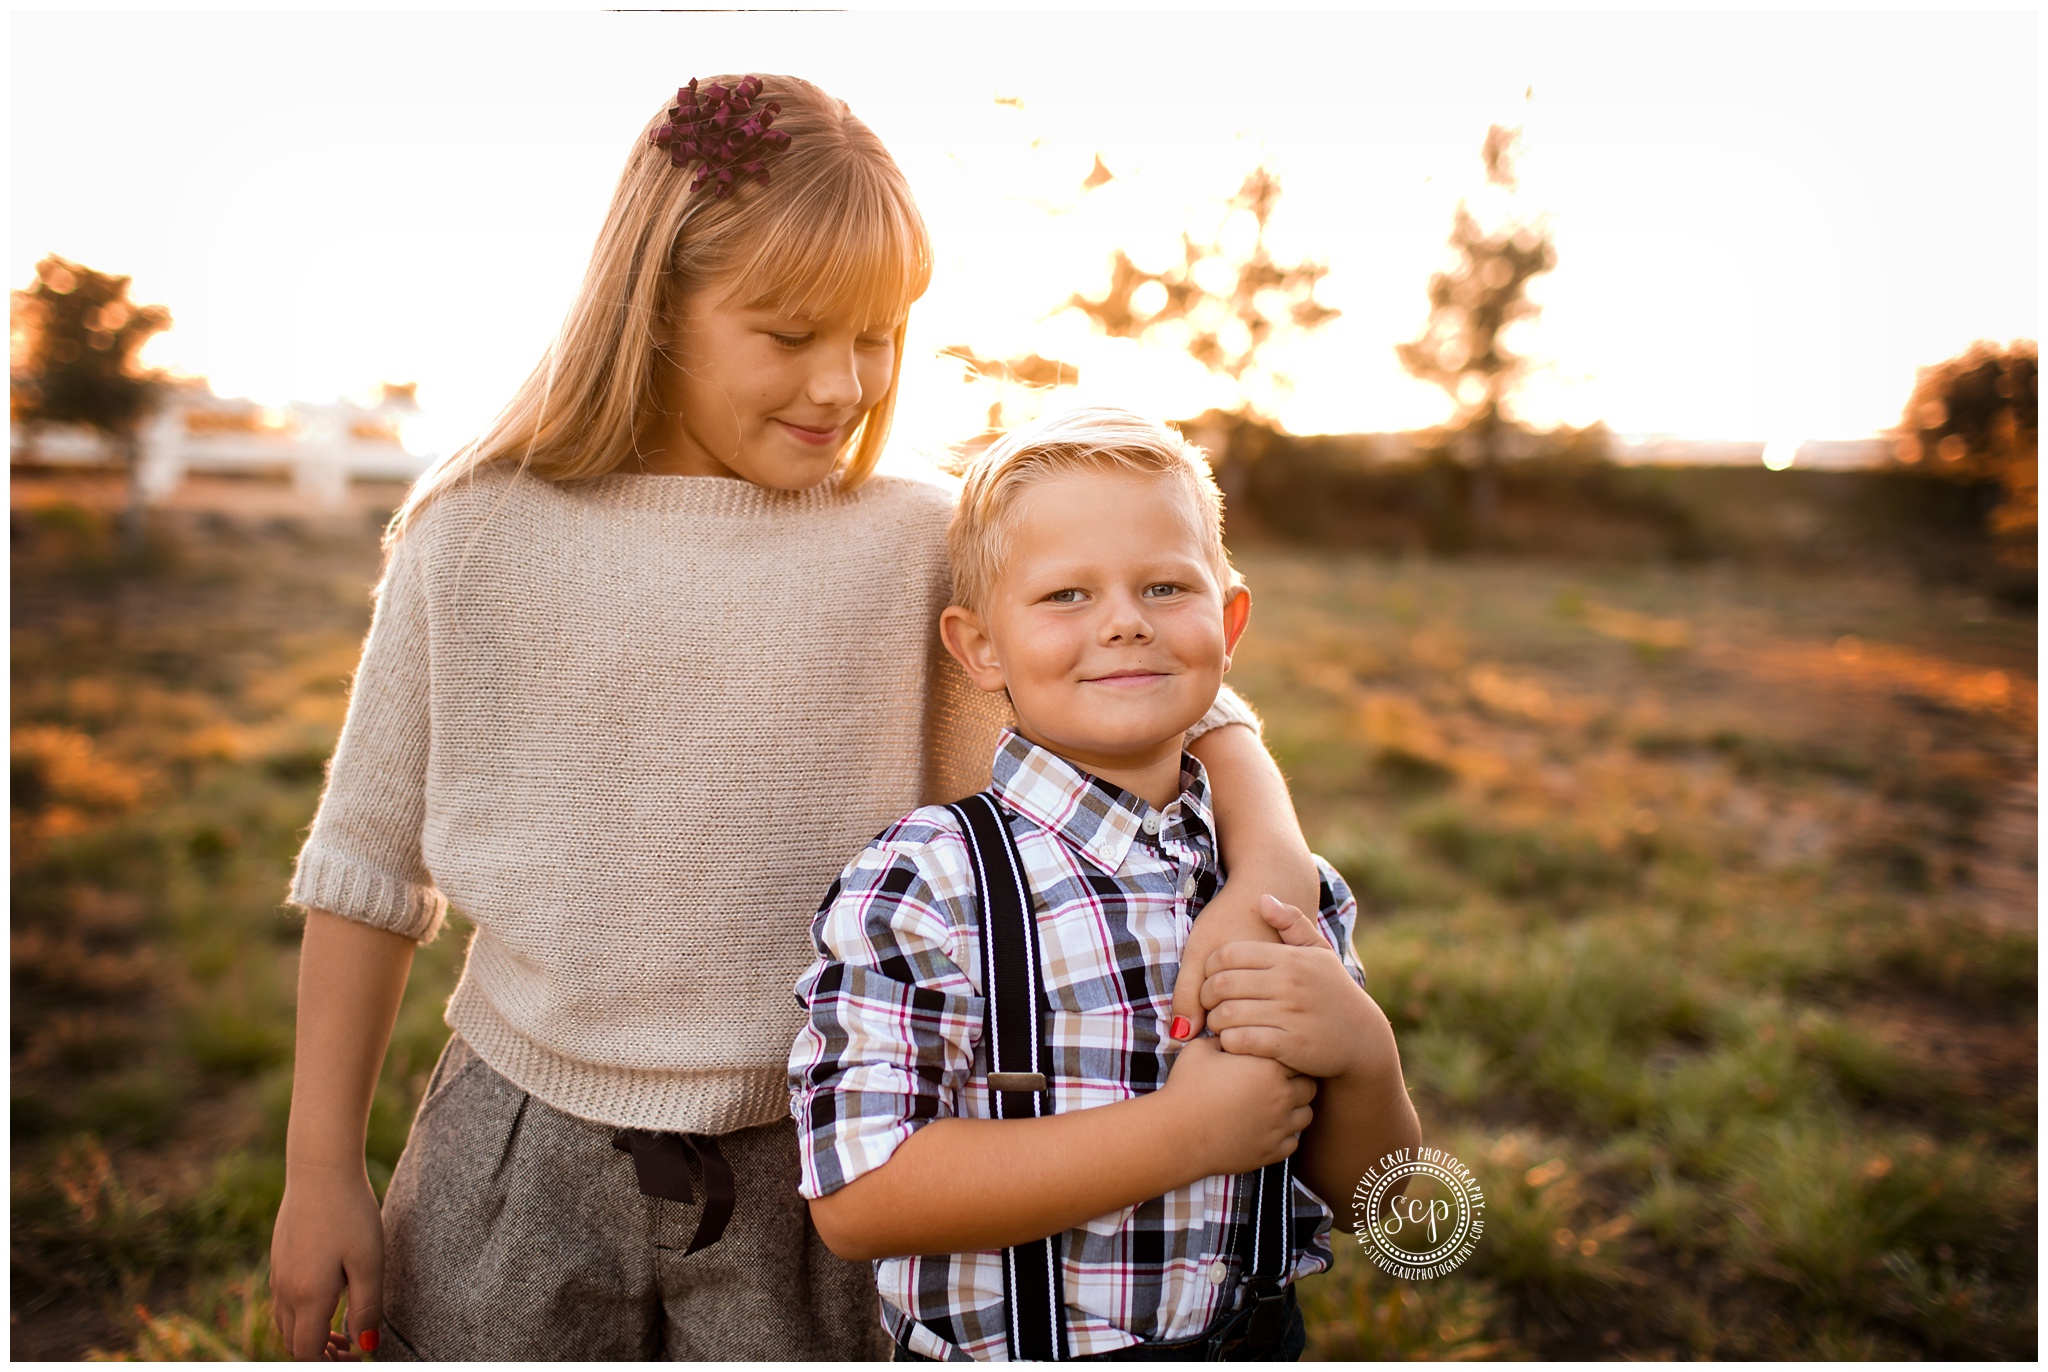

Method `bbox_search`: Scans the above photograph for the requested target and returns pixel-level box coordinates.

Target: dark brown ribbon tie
[611,1128,736,1255]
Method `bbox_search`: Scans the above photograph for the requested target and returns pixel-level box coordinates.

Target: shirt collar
[988,728,1215,875]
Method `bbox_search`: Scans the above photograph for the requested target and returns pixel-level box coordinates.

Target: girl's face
[643,283,900,488]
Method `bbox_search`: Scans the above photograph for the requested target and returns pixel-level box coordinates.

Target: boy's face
[944,469,1249,773]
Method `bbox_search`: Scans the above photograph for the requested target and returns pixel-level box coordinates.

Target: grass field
[10,482,2036,1359]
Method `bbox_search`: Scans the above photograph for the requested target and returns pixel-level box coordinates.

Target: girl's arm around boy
[1173,720,1324,1039]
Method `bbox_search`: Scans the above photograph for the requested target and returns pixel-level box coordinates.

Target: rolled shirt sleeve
[1313,856,1368,991]
[790,823,984,1199]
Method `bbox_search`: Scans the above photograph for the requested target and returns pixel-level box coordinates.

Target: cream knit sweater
[289,463,1257,1134]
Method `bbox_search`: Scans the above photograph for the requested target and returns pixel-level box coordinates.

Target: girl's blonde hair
[948,405,1238,614]
[390,74,931,541]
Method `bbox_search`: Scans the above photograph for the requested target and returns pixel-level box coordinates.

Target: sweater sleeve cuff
[1188,684,1261,744]
[288,845,447,943]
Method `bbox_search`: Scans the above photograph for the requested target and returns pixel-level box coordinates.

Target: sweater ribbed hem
[445,978,793,1134]
[288,845,447,943]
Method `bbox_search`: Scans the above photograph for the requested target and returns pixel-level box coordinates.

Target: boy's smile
[942,469,1249,807]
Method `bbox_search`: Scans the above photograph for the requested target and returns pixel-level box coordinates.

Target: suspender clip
[987,1071,1047,1092]
[1241,1277,1288,1348]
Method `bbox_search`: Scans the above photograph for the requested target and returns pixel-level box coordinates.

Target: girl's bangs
[731,170,929,329]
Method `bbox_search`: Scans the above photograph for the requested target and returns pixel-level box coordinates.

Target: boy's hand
[1160,1034,1318,1175]
[1167,880,1283,1040]
[1200,895,1380,1080]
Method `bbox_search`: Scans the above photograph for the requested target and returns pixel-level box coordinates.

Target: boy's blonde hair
[391,75,930,541]
[948,406,1238,614]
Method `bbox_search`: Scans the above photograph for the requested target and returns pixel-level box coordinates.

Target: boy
[789,407,1419,1360]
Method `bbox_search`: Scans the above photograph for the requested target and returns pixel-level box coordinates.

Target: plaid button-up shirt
[789,729,1365,1361]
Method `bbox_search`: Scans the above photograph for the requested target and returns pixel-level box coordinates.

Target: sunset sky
[10,8,2038,460]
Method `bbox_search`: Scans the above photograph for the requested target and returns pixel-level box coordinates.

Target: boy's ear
[1221,586,1252,665]
[939,605,1009,695]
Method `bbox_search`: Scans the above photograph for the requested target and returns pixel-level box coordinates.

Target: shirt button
[1142,813,1163,836]
[1207,1261,1228,1286]
[1180,875,1197,899]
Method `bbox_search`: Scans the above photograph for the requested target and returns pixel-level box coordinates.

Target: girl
[267,74,1320,1361]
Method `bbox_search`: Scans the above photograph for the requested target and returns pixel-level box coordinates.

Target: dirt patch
[1853,994,2038,1109]
[1964,774,2039,929]
[11,1296,131,1361]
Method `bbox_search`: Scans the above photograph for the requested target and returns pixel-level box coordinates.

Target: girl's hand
[273,911,413,1359]
[270,1164,384,1360]
[1158,1034,1317,1175]
[1199,895,1383,1081]
[1167,880,1283,1040]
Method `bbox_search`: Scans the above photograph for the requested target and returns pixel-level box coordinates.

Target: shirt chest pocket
[1034,904,1182,1102]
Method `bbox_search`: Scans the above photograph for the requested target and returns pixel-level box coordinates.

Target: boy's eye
[1045,588,1084,604]
[1145,583,1183,598]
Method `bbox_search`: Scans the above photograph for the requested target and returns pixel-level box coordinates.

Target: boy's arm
[1199,893,1421,1228]
[1177,715,1319,1037]
[809,1036,1313,1261]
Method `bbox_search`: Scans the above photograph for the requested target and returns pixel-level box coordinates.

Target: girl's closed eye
[769,327,891,352]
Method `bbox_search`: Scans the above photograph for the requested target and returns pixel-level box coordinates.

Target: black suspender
[950,794,1066,1362]
[947,791,1297,1362]
[1235,1155,1296,1351]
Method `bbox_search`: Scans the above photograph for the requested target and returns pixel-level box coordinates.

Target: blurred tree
[12,255,173,528]
[1893,339,2037,568]
[935,344,1084,450]
[1397,125,1557,536]
[1064,165,1340,427]
[937,344,1080,390]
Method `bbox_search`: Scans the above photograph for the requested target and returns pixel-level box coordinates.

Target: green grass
[10,494,468,1358]
[10,497,2037,1358]
[1229,547,2037,1359]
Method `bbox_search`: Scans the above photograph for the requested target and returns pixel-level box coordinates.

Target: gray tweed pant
[377,1034,889,1360]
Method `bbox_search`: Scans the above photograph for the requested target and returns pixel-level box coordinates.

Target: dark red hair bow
[650,76,793,199]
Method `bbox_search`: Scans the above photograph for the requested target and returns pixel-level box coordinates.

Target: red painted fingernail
[358,1329,380,1353]
[1170,1016,1192,1041]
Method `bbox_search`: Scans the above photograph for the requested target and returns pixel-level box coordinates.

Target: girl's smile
[775,417,844,447]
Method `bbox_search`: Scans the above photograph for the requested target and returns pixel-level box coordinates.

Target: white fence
[12,398,436,509]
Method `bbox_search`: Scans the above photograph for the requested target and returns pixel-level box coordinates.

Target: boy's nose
[1100,596,1155,643]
